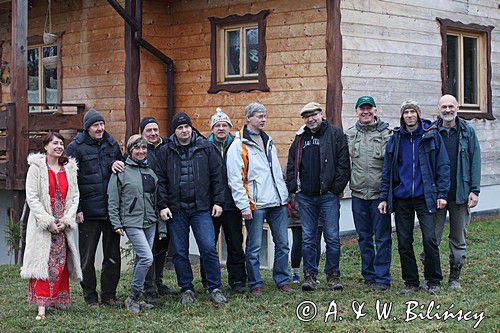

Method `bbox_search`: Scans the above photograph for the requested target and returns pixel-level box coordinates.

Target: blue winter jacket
[379,119,450,214]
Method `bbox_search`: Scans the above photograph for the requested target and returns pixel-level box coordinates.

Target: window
[437,18,494,120]
[26,33,63,112]
[208,10,270,93]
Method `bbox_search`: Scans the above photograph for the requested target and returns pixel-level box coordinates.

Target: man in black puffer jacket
[66,108,124,307]
[156,112,227,305]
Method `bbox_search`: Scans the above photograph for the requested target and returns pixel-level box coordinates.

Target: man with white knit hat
[200,108,247,294]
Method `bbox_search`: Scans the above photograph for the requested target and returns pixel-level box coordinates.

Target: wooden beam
[28,113,84,131]
[124,0,141,141]
[0,136,5,151]
[11,0,28,180]
[108,0,140,32]
[326,0,343,128]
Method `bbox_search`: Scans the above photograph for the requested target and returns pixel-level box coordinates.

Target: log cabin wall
[339,0,499,185]
[142,0,328,159]
[0,0,129,147]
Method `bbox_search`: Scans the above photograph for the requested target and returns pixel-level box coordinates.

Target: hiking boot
[250,287,262,297]
[181,290,195,305]
[449,263,462,289]
[210,288,228,305]
[87,302,100,309]
[125,296,141,314]
[364,279,375,287]
[278,284,292,293]
[231,284,246,294]
[327,272,343,291]
[426,284,440,295]
[371,282,390,291]
[158,283,179,296]
[145,292,161,305]
[302,272,317,291]
[399,285,419,294]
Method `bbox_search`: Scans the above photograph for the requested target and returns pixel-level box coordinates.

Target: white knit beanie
[210,108,233,129]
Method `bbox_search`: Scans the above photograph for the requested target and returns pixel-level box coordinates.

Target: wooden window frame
[437,18,494,120]
[208,10,270,94]
[27,32,64,112]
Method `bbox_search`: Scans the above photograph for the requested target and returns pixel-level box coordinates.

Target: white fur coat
[20,153,82,281]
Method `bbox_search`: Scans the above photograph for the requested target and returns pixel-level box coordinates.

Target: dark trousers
[144,224,171,295]
[394,197,442,287]
[290,226,322,270]
[78,218,121,303]
[201,210,247,289]
[352,197,392,285]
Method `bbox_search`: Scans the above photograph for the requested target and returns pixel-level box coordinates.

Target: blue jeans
[297,192,340,275]
[352,197,392,285]
[245,205,289,290]
[170,209,222,292]
[125,225,156,293]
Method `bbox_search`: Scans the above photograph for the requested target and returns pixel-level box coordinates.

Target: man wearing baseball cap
[379,100,450,295]
[200,108,247,294]
[66,108,124,307]
[156,112,227,305]
[346,96,392,291]
[286,102,350,292]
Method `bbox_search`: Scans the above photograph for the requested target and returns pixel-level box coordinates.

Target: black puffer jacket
[66,131,122,220]
[157,131,225,212]
[286,120,350,196]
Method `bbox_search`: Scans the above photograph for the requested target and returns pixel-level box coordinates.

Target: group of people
[20,93,480,319]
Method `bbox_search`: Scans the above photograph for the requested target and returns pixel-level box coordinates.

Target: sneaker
[448,280,461,289]
[138,300,155,310]
[302,273,317,291]
[426,284,440,295]
[210,288,228,305]
[231,284,246,294]
[158,283,179,296]
[292,274,300,284]
[371,282,390,291]
[125,296,140,313]
[421,280,428,290]
[145,292,161,305]
[250,287,263,297]
[364,279,376,287]
[327,272,343,291]
[278,284,293,292]
[102,298,123,307]
[181,290,195,305]
[399,285,419,294]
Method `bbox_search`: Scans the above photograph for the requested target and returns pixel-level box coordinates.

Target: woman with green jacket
[107,135,166,313]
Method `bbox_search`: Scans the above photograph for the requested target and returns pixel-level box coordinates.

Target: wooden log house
[0,0,498,264]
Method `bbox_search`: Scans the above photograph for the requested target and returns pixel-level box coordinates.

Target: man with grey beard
[421,95,481,289]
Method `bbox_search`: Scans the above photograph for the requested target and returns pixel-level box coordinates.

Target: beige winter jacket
[20,153,82,281]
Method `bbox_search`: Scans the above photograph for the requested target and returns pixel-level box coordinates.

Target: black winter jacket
[157,131,225,212]
[66,131,122,220]
[286,120,350,196]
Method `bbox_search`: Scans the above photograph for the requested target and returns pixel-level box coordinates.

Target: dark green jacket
[435,117,481,204]
[107,158,166,236]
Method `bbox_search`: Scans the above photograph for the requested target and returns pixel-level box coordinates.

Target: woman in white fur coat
[21,132,82,320]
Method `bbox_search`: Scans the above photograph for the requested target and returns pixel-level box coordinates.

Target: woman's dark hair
[43,132,68,165]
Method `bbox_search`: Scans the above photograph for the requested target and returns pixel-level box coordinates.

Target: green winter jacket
[107,158,166,236]
[346,117,391,200]
[435,117,481,204]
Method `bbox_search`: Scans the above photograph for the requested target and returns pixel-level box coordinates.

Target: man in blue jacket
[423,95,480,289]
[378,100,450,295]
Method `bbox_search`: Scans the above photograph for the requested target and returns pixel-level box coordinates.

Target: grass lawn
[0,219,498,332]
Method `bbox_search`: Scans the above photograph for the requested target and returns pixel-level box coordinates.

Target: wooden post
[11,0,28,181]
[124,0,141,141]
[326,0,343,128]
